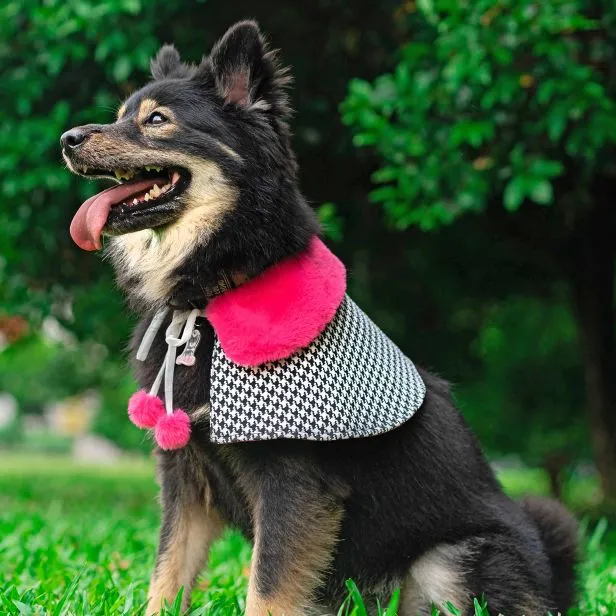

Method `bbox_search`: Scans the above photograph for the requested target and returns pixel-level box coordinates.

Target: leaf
[503,176,526,211]
[12,601,33,615]
[547,106,568,142]
[52,573,81,616]
[353,133,377,147]
[317,202,344,242]
[344,579,368,616]
[370,186,399,203]
[417,0,437,24]
[383,588,400,615]
[112,56,132,82]
[530,179,554,205]
[530,159,564,178]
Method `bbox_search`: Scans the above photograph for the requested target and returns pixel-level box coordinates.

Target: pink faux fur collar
[205,236,346,366]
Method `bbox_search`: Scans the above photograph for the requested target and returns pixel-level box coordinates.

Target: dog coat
[129,236,426,448]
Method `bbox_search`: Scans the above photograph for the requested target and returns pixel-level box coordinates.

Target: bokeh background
[1,1,615,614]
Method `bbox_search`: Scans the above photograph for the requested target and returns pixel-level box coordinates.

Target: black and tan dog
[61,21,578,616]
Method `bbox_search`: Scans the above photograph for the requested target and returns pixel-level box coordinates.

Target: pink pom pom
[155,410,191,450]
[128,390,165,429]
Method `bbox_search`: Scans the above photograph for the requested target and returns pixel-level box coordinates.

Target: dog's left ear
[151,44,193,80]
[201,20,289,111]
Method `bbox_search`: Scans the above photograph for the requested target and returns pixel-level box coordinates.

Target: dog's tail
[521,496,579,613]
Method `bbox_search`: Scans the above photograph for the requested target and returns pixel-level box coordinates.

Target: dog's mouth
[69,165,190,251]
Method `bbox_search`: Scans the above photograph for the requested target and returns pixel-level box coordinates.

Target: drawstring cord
[128,273,234,450]
[136,307,201,414]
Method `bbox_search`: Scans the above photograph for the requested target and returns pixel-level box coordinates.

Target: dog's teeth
[144,194,150,201]
[132,198,138,205]
[152,184,161,197]
[114,169,134,180]
[82,166,88,173]
[171,171,181,184]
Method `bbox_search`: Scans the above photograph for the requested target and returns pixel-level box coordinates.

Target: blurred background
[2,1,616,612]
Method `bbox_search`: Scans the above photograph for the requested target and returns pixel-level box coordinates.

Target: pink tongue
[70,178,163,251]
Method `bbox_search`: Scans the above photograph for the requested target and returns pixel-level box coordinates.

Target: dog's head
[62,21,318,310]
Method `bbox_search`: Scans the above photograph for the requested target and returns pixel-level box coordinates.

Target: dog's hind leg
[400,541,476,616]
[400,536,553,616]
[146,455,225,615]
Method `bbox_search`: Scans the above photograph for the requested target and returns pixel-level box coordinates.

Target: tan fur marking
[401,543,474,616]
[117,102,127,120]
[518,597,550,616]
[191,403,211,424]
[137,100,178,136]
[215,139,242,160]
[147,503,225,615]
[245,504,343,615]
[137,98,160,124]
[106,153,237,307]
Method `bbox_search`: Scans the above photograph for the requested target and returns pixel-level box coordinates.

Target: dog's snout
[60,126,101,150]
[61,128,87,149]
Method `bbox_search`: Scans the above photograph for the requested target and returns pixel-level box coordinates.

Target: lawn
[0,455,614,615]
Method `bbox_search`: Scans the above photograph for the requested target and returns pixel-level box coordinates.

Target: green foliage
[337,580,400,616]
[0,456,251,615]
[341,0,616,229]
[0,333,146,451]
[318,202,344,242]
[0,0,159,334]
[458,295,589,463]
[0,457,614,615]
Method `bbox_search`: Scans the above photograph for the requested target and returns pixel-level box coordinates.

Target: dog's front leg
[147,462,225,615]
[245,471,344,616]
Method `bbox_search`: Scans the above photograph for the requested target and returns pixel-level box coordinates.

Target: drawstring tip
[155,410,192,450]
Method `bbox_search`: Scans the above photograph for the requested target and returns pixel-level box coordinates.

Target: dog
[61,20,578,616]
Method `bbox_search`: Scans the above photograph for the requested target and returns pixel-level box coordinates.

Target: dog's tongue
[70,178,162,251]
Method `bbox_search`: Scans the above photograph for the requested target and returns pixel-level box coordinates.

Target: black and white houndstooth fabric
[209,295,426,443]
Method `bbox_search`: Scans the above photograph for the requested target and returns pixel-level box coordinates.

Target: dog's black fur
[62,21,578,616]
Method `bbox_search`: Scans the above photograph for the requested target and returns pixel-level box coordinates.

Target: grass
[0,455,614,615]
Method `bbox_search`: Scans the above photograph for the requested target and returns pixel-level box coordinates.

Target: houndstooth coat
[209,295,426,443]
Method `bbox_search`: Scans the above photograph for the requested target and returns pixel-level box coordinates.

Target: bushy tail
[521,496,579,613]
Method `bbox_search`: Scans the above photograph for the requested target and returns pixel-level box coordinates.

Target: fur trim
[205,236,346,366]
[128,390,165,429]
[155,410,191,450]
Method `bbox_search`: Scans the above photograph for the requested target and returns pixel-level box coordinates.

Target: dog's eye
[145,112,168,125]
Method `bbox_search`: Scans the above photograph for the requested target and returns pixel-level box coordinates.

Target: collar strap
[205,271,236,299]
[205,236,346,367]
[166,271,237,310]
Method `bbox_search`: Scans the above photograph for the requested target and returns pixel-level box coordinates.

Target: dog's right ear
[151,44,185,80]
[196,20,290,113]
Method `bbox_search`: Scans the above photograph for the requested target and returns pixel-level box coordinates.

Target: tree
[342,0,616,498]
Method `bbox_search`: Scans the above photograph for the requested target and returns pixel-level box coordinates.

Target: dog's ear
[202,20,290,111]
[151,44,191,80]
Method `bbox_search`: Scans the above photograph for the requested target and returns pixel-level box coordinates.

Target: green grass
[0,455,614,615]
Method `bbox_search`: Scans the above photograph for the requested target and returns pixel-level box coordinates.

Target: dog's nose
[61,127,88,149]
